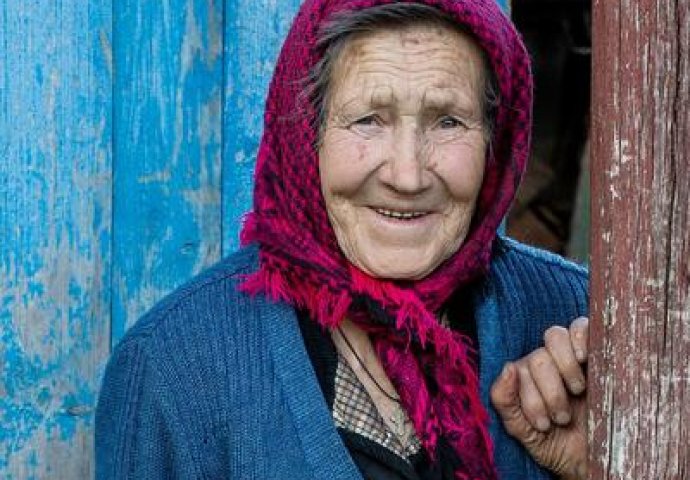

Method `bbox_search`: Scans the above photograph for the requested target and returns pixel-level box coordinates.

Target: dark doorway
[507,0,591,263]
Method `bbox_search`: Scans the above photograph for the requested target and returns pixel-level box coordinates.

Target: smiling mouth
[373,207,429,220]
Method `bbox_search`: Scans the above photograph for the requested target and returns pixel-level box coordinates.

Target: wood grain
[221,0,302,253]
[589,0,689,477]
[0,1,112,477]
[111,0,225,340]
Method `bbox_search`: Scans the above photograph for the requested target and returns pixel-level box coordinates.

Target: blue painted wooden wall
[0,0,507,477]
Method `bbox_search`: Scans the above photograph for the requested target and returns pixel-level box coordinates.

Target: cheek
[435,142,487,201]
[320,133,378,195]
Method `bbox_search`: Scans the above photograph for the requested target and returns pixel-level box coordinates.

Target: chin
[358,257,441,281]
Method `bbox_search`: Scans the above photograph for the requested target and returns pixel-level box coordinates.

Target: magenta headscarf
[241,0,532,477]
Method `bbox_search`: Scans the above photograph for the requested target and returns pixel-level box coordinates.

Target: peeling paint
[222,0,303,253]
[1,1,112,477]
[112,0,227,341]
[589,0,690,477]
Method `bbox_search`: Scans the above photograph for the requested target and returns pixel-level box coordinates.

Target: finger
[527,348,572,426]
[569,317,589,363]
[544,326,586,395]
[490,363,518,413]
[516,360,552,432]
[491,363,540,439]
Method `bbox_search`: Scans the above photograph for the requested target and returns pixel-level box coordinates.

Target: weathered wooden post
[589,0,689,478]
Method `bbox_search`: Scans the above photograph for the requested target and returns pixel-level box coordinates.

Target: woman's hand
[490,317,589,480]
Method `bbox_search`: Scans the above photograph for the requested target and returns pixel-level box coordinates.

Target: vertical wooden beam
[221,0,302,253]
[112,0,224,341]
[589,0,689,478]
[0,1,112,477]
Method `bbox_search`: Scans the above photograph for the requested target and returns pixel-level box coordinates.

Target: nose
[379,123,431,194]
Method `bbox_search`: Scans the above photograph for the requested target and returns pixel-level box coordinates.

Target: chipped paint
[221,0,304,253]
[111,0,226,339]
[589,0,689,477]
[1,0,112,477]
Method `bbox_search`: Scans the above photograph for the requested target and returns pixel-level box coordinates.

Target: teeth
[374,208,427,220]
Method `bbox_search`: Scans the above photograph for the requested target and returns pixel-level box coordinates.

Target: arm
[95,336,197,479]
[491,317,589,480]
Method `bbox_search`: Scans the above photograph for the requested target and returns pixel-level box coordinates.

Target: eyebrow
[421,88,477,113]
[333,84,480,119]
[370,85,396,108]
[368,84,465,108]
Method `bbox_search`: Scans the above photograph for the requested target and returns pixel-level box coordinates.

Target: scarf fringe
[240,255,352,330]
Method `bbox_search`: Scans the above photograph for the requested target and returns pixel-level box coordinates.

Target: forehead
[329,23,486,103]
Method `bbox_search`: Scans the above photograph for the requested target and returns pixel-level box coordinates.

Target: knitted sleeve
[95,335,199,479]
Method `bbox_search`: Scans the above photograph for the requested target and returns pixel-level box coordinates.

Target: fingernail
[570,380,584,394]
[555,411,571,424]
[501,363,512,380]
[576,349,586,362]
[536,417,551,431]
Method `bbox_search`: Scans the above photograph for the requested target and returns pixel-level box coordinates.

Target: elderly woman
[96,1,589,479]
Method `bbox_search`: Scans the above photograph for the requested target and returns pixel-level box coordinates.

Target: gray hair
[306,3,500,142]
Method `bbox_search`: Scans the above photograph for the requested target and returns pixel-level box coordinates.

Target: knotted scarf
[240,1,532,478]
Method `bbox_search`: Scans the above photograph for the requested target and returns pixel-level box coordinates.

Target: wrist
[559,461,587,480]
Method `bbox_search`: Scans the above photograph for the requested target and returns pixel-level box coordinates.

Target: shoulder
[478,237,589,353]
[487,236,589,305]
[118,245,261,347]
[96,245,277,477]
[103,245,280,399]
[491,236,588,280]
[474,238,590,395]
[99,243,288,425]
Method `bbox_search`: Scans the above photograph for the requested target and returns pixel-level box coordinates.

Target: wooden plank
[0,1,112,478]
[589,0,689,477]
[112,0,224,341]
[221,0,302,253]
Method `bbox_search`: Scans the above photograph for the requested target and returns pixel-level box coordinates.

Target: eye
[437,115,466,130]
[348,114,384,136]
[352,114,380,127]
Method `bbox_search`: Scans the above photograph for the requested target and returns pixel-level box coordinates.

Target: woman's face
[319,23,488,280]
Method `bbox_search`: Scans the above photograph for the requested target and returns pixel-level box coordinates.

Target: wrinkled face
[319,24,489,280]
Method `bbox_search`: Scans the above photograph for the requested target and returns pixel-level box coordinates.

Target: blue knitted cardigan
[96,238,588,479]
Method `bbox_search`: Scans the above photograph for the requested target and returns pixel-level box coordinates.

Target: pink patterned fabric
[240,1,532,478]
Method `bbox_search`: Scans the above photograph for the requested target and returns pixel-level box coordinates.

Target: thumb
[490,363,533,439]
